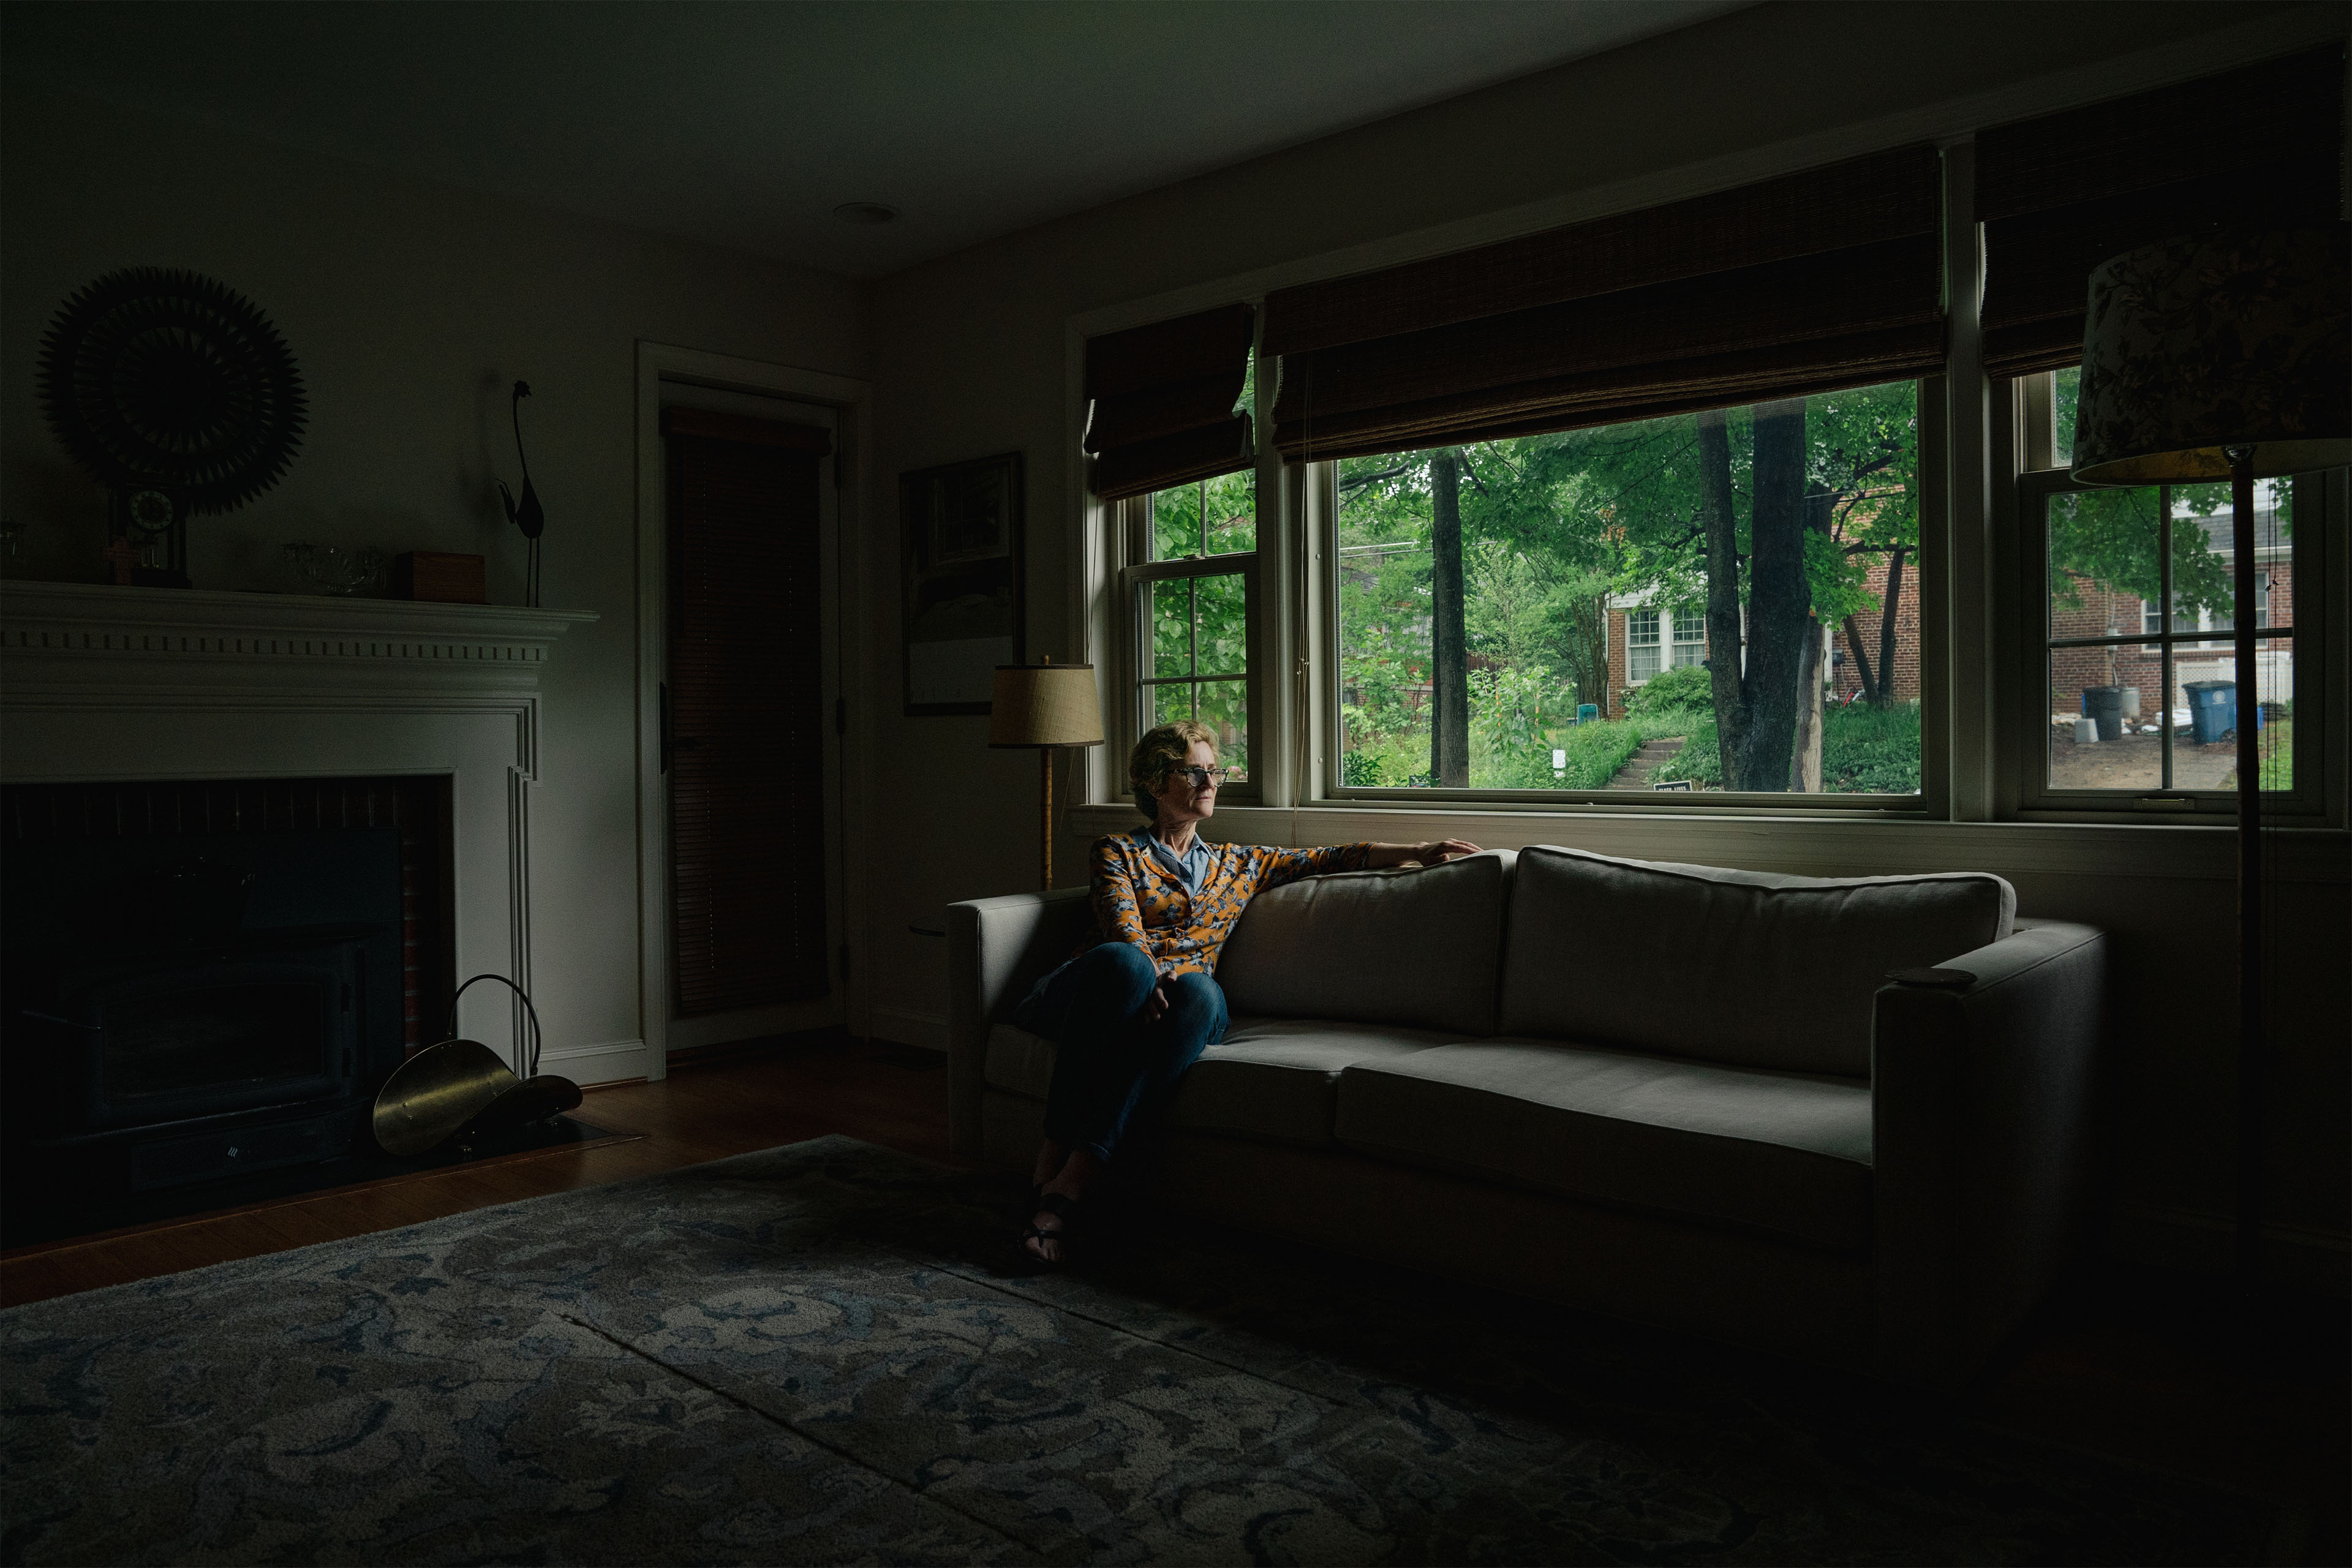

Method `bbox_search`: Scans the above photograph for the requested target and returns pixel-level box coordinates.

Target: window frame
[1305,379,1949,813]
[2009,434,2331,821]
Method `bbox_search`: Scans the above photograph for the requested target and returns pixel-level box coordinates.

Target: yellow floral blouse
[1086,829,1371,980]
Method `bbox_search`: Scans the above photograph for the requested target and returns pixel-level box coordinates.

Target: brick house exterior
[2048,554,2293,719]
[1604,552,1923,717]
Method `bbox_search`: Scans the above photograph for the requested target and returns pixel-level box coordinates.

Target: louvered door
[665,410,831,1015]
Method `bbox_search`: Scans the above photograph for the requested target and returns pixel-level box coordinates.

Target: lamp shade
[2073,227,2350,485]
[987,662,1103,747]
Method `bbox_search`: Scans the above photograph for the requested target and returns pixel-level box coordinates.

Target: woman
[1013,718,1479,1264]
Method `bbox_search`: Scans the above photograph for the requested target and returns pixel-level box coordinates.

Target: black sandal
[1015,1190,1079,1268]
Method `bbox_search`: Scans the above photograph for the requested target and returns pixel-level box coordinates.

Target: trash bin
[2185,680,2236,744]
[1576,703,1599,725]
[2084,685,2127,742]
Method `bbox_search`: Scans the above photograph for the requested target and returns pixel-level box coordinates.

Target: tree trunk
[1841,611,1879,704]
[1789,620,1825,790]
[1697,407,1749,783]
[1875,545,1906,707]
[1429,451,1470,788]
[1732,399,1811,791]
[1572,593,1610,715]
[1786,488,1834,791]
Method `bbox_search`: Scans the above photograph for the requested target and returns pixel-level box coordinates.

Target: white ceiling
[2,1,1751,278]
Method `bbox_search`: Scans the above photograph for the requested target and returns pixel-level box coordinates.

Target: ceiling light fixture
[831,202,900,226]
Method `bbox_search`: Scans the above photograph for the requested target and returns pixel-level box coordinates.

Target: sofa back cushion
[1499,846,2014,1076]
[1217,850,1512,1037]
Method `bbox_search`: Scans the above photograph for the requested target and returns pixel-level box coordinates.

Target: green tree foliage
[1333,382,1925,792]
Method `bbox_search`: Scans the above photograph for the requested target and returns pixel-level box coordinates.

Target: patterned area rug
[2,1136,2280,1565]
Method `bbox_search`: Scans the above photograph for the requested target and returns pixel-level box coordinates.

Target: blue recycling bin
[1576,703,1600,725]
[2185,680,2236,744]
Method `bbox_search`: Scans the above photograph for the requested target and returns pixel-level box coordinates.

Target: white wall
[1,85,869,1074]
[863,0,2349,1278]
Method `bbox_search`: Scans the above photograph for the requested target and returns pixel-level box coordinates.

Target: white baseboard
[868,1006,946,1052]
[2105,1204,2350,1296]
[541,1038,654,1088]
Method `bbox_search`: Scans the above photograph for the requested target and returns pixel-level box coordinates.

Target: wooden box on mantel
[391,552,487,604]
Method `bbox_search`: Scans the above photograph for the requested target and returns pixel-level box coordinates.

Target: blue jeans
[1012,943,1227,1163]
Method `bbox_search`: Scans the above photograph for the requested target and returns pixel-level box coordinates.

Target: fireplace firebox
[2,778,438,1208]
[12,925,396,1191]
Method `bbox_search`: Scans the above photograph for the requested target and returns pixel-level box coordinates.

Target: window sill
[1066,801,2350,884]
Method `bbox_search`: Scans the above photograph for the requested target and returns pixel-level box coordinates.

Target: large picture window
[1329,382,1925,797]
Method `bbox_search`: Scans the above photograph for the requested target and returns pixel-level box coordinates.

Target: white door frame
[634,341,875,1077]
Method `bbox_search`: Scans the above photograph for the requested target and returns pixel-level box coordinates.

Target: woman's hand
[1364,839,1483,869]
[1145,978,1172,1022]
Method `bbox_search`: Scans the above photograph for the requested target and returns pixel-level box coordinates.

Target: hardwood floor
[0,1035,960,1311]
[4,1035,2342,1558]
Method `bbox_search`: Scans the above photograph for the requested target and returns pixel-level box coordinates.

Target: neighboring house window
[1671,608,1708,667]
[1627,606,1704,682]
[2143,571,2268,650]
[1123,472,1256,786]
[1627,611,1662,682]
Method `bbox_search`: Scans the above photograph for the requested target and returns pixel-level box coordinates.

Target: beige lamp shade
[2073,227,2350,485]
[988,662,1103,747]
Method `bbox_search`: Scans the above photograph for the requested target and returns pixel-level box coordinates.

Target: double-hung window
[2014,371,2326,812]
[1119,473,1257,790]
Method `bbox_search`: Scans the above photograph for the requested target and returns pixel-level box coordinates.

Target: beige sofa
[946,845,2106,1389]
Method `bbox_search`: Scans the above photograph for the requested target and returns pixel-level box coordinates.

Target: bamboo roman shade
[663,409,831,1016]
[1084,303,1255,500]
[1975,43,2346,379]
[1265,143,1946,462]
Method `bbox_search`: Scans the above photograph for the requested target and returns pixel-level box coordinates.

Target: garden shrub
[1624,663,1713,715]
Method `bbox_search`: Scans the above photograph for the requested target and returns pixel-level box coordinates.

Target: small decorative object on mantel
[392,550,488,603]
[371,973,582,1158]
[37,267,307,590]
[903,450,1023,714]
[284,541,385,595]
[497,380,546,608]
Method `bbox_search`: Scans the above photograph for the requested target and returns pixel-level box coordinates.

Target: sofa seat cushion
[983,1019,1468,1149]
[1167,1020,1471,1148]
[1500,845,2015,1077]
[1335,1038,1874,1251]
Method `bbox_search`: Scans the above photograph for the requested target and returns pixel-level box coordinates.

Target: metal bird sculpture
[496,380,543,606]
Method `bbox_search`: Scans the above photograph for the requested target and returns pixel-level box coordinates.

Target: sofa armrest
[1873,919,2106,1389]
[944,889,1093,1156]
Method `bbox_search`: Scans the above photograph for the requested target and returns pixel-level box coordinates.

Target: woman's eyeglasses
[1173,766,1227,786]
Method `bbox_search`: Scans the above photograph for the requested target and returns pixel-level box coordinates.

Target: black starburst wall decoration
[38,266,306,587]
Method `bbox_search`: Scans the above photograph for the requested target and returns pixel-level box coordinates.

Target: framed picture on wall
[901,451,1023,715]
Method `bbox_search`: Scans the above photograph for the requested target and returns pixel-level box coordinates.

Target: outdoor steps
[1607,736,1687,790]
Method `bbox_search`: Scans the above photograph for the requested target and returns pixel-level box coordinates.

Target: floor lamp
[2071,227,2350,1284]
[989,657,1104,890]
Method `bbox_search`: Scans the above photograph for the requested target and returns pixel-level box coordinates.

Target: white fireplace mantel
[0,580,621,1079]
[2,580,594,693]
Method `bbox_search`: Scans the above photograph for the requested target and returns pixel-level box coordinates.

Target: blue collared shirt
[1136,826,1214,898]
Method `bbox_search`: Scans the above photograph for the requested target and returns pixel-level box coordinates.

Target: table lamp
[2072,226,2350,1283]
[989,657,1104,889]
